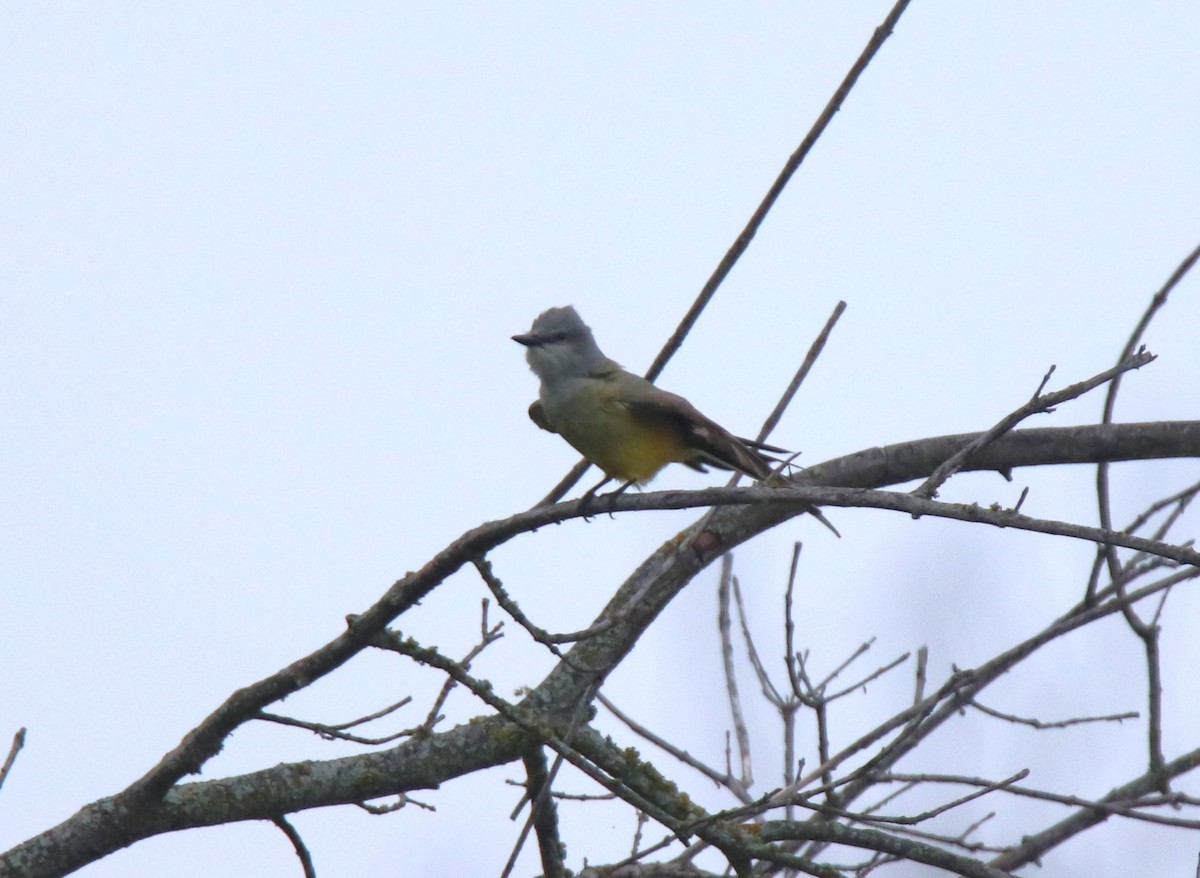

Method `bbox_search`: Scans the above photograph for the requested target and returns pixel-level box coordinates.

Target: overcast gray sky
[2,4,1198,877]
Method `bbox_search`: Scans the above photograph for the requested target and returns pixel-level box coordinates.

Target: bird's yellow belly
[557,404,686,485]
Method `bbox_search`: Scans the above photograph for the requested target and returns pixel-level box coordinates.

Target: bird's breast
[540,382,687,484]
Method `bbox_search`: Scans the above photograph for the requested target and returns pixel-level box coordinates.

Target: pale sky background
[2,4,1199,877]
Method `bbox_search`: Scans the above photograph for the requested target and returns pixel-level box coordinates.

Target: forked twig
[915,351,1155,500]
[257,697,415,745]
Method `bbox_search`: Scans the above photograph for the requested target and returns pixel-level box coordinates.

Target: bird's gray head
[512,306,613,382]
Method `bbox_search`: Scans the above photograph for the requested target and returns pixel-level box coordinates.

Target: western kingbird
[513,306,781,490]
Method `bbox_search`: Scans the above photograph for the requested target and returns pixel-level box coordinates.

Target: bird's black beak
[512,333,540,347]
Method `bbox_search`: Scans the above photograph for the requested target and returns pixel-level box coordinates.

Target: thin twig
[257,697,415,745]
[717,555,754,788]
[877,770,1200,831]
[0,728,26,793]
[604,690,753,801]
[356,794,435,815]
[1123,479,1200,542]
[837,816,1005,856]
[756,821,1014,878]
[969,699,1138,730]
[630,811,650,859]
[914,351,1155,499]
[730,574,786,707]
[784,542,804,700]
[796,770,1029,827]
[1140,630,1168,784]
[859,780,919,820]
[421,604,505,731]
[725,302,848,513]
[603,833,680,873]
[810,639,874,695]
[598,693,752,802]
[911,647,928,711]
[824,652,910,702]
[755,301,847,449]
[473,557,608,672]
[271,816,316,878]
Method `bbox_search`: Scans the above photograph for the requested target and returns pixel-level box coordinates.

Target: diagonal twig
[0,729,26,793]
[754,300,848,450]
[914,351,1156,500]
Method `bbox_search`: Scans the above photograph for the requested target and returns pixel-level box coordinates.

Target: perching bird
[513,306,783,492]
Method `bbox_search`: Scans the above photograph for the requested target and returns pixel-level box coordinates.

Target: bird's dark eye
[548,331,568,343]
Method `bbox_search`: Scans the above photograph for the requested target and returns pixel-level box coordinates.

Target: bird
[513,306,784,498]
